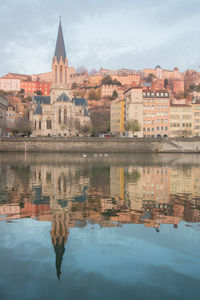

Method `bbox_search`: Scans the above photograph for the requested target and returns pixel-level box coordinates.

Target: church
[30,21,90,137]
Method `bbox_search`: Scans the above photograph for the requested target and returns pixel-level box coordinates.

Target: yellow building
[110,98,125,135]
[170,103,192,137]
[191,99,200,136]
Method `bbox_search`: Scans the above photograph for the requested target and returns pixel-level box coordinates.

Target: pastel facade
[88,75,103,86]
[31,72,52,82]
[172,79,184,94]
[110,98,125,134]
[170,104,192,137]
[5,106,17,127]
[111,74,141,86]
[125,87,143,137]
[101,84,123,98]
[123,88,170,137]
[143,91,170,138]
[0,95,8,135]
[69,72,89,87]
[0,78,21,91]
[30,21,90,137]
[143,66,183,80]
[191,100,200,136]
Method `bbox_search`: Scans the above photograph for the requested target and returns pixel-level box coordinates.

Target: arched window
[65,67,67,84]
[64,108,67,124]
[55,66,57,84]
[60,66,63,83]
[58,108,61,124]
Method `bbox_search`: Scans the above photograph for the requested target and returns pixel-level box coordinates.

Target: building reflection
[1,162,200,278]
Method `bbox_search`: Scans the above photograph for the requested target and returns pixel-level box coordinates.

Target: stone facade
[30,21,90,137]
[124,87,144,137]
[0,95,8,136]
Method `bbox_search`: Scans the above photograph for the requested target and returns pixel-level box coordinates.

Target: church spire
[52,19,68,87]
[54,19,66,62]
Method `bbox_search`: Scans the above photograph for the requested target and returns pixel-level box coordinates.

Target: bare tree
[76,66,88,74]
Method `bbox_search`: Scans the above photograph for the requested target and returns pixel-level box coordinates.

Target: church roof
[33,96,50,104]
[84,107,89,117]
[56,93,71,102]
[72,97,88,106]
[33,104,43,115]
[54,20,66,62]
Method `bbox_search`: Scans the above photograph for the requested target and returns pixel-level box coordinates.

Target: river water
[0,153,200,300]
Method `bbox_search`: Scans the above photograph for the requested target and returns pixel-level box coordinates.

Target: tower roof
[33,104,42,115]
[54,20,66,62]
[56,92,71,102]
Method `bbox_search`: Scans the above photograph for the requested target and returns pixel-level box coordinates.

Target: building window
[39,121,41,130]
[59,108,61,124]
[55,66,57,84]
[35,121,37,130]
[60,66,63,83]
[65,67,67,84]
[46,120,52,129]
[64,108,67,124]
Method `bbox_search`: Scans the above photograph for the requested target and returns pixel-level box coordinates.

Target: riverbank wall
[1,137,200,153]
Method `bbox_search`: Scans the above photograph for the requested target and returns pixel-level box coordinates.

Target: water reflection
[0,153,200,280]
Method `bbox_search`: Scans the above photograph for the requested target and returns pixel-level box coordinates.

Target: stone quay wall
[1,137,200,153]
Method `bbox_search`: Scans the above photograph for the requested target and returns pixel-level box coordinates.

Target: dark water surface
[0,153,200,300]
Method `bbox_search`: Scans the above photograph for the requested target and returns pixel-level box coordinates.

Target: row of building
[1,65,198,96]
[111,87,200,137]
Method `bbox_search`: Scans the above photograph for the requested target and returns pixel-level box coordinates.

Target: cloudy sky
[0,0,200,76]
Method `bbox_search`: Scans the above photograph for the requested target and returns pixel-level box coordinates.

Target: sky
[0,0,200,76]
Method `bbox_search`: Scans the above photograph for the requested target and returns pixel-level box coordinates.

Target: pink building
[143,90,170,138]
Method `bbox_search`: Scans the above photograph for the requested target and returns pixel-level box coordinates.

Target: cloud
[0,0,200,75]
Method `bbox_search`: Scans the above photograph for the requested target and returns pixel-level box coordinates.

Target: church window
[55,66,57,84]
[65,67,67,84]
[64,108,67,124]
[46,120,52,129]
[59,108,61,124]
[39,121,41,129]
[60,66,63,83]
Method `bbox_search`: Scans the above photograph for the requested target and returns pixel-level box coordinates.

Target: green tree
[88,88,101,100]
[71,82,78,89]
[101,75,121,86]
[125,120,141,136]
[36,90,42,95]
[146,73,156,83]
[13,116,32,136]
[88,89,97,100]
[101,75,113,85]
[111,90,118,100]
[164,78,169,88]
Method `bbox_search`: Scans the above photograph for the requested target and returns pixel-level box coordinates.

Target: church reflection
[1,161,200,278]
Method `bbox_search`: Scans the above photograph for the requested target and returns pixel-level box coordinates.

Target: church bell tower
[52,20,68,88]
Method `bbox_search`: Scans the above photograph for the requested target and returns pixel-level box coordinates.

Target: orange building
[21,80,51,95]
[172,79,184,94]
[112,74,141,86]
